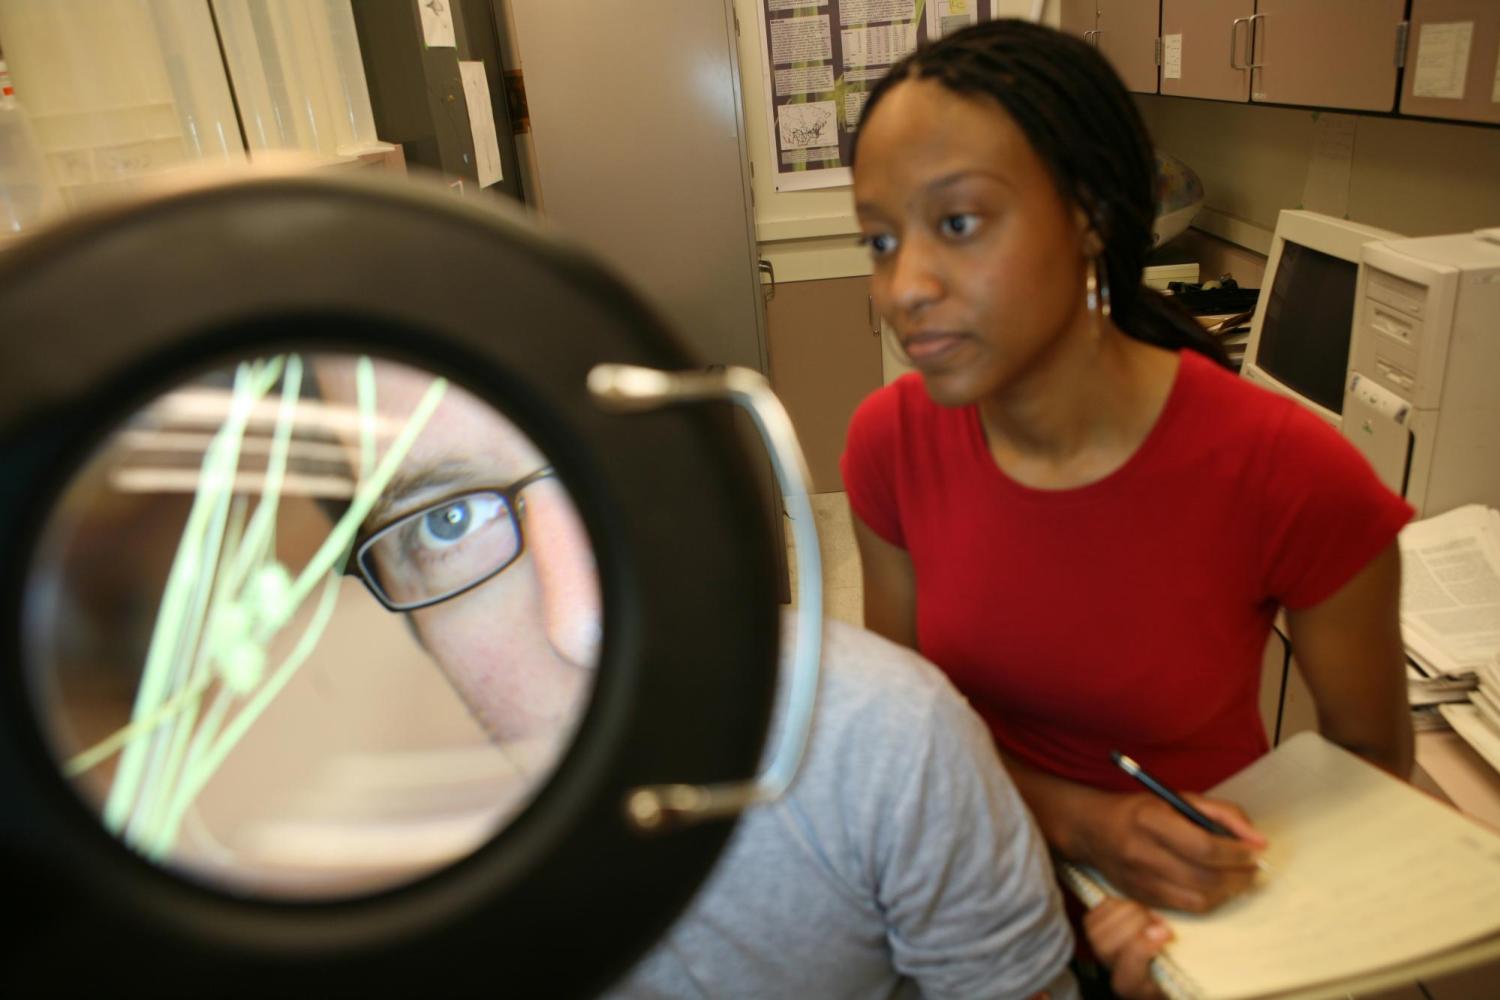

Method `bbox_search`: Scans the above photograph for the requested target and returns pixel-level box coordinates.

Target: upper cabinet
[1160,0,1255,102]
[1074,0,1494,125]
[1061,0,1161,95]
[1249,0,1407,111]
[1400,0,1500,125]
[1097,0,1162,95]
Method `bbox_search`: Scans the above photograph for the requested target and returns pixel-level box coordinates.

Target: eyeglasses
[351,467,555,611]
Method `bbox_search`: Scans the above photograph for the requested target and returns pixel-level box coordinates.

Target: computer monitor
[1242,210,1402,427]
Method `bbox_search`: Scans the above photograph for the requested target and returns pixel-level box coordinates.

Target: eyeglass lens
[361,491,523,607]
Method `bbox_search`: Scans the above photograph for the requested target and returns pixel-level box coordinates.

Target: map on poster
[755,0,1002,191]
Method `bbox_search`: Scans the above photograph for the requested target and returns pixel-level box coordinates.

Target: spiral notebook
[1060,732,1500,1000]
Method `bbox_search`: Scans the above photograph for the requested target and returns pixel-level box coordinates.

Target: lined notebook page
[1160,732,1500,1000]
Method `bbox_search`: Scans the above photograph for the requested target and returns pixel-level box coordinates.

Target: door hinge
[1395,21,1409,68]
[1155,36,1162,66]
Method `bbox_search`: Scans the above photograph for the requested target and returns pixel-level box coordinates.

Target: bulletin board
[753,1,1004,192]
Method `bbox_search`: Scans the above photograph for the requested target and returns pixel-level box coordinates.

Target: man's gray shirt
[606,614,1077,999]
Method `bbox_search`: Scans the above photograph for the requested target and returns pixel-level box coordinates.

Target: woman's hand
[999,752,1267,912]
[1076,791,1266,913]
[1085,899,1171,1000]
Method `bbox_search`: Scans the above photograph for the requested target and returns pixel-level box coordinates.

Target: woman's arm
[1283,541,1413,777]
[852,516,918,650]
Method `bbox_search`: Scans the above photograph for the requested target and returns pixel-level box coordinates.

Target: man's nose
[523,479,602,668]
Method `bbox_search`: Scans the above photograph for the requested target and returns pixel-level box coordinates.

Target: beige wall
[1137,95,1500,252]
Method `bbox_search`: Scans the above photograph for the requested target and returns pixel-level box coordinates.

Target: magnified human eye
[389,489,517,596]
[415,493,508,552]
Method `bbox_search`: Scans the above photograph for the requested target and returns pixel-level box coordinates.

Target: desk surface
[1414,730,1500,831]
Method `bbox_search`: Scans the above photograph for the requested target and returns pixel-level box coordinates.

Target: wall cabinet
[1400,0,1500,126]
[1249,0,1406,111]
[1093,1,1495,122]
[765,277,883,494]
[1160,0,1254,103]
[1098,0,1162,95]
[1158,0,1406,111]
[1061,0,1160,95]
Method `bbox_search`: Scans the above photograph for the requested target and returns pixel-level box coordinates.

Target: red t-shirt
[841,350,1413,794]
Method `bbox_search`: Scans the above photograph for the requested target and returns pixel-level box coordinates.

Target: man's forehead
[312,354,546,486]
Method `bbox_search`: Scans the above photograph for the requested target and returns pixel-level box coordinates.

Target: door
[1250,0,1406,111]
[766,277,883,494]
[506,0,766,373]
[1096,0,1161,94]
[1161,0,1255,102]
[1400,0,1500,125]
[507,0,787,597]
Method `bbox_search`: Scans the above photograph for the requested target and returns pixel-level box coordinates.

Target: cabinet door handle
[1246,12,1265,70]
[758,258,775,301]
[1230,16,1250,70]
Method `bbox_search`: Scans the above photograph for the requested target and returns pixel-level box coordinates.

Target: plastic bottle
[0,58,64,240]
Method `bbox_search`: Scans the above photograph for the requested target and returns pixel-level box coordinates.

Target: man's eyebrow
[363,460,484,532]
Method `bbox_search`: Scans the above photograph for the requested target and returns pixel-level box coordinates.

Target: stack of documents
[1399,504,1500,773]
[1440,653,1500,775]
[1399,505,1500,676]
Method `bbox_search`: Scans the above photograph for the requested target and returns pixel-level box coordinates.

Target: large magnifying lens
[0,171,820,996]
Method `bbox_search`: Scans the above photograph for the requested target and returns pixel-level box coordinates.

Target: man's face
[318,358,600,749]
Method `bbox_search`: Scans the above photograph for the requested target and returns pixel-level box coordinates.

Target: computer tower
[1342,230,1500,517]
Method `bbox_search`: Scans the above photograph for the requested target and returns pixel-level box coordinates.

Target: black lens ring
[0,172,780,998]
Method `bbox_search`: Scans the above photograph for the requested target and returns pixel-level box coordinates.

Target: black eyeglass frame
[351,466,555,612]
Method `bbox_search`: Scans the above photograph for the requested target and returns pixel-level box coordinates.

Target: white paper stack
[1398,505,1500,677]
[1440,652,1500,776]
[1399,505,1500,774]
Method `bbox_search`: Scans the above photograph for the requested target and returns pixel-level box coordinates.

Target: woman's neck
[976,326,1179,490]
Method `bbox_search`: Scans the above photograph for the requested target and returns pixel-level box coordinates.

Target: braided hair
[852,19,1229,367]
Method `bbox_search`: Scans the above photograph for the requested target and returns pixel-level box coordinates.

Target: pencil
[1111,750,1272,874]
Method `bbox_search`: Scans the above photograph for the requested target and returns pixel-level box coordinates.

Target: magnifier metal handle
[588,364,822,833]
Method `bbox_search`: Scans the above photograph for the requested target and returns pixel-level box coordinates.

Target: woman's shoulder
[1185,353,1358,452]
[847,373,967,451]
[1171,350,1314,442]
[850,372,931,423]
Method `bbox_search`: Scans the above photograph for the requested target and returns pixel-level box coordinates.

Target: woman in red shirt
[842,19,1413,996]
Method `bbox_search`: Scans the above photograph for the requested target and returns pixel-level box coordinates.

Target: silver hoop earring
[1086,256,1112,320]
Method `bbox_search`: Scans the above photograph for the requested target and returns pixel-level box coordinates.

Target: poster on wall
[755,1,1002,192]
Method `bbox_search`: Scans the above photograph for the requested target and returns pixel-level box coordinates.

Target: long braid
[853,20,1229,368]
